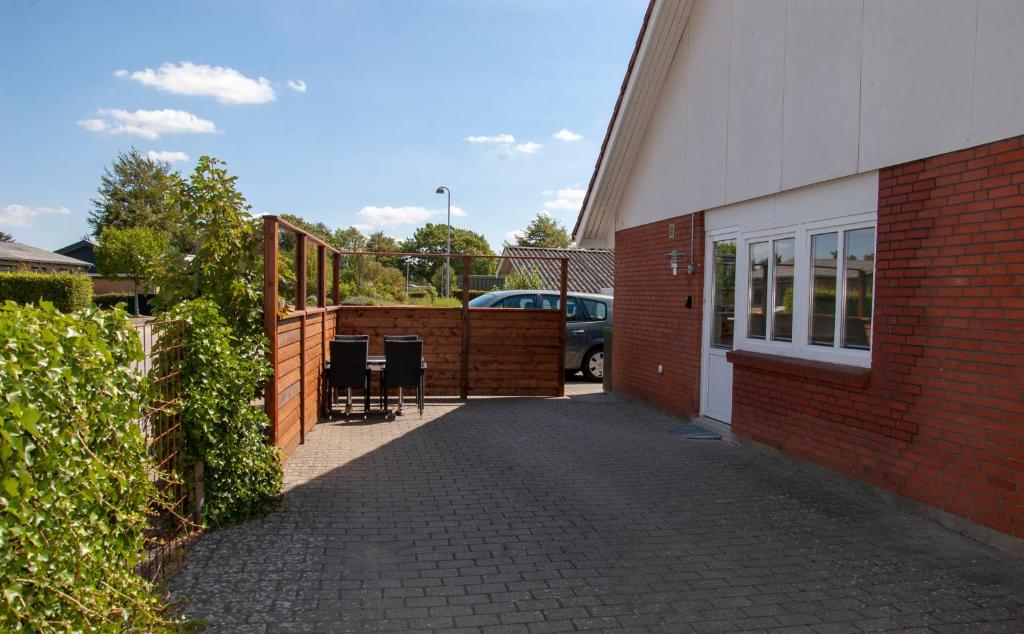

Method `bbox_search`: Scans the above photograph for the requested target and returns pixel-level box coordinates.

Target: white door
[701,236,736,423]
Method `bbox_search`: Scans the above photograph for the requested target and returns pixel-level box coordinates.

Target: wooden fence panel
[335,306,463,396]
[468,309,562,396]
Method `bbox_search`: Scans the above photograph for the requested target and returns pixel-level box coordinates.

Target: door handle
[571,329,585,334]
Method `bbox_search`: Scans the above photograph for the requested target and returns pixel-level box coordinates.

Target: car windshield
[468,293,498,307]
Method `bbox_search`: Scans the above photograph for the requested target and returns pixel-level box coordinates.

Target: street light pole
[435,186,451,298]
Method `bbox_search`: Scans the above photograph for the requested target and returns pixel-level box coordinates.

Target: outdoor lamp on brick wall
[667,250,682,276]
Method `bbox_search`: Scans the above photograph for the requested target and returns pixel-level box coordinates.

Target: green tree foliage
[504,267,544,290]
[150,157,263,336]
[0,302,176,631]
[88,148,189,249]
[0,231,13,243]
[400,223,497,280]
[95,227,170,314]
[161,299,282,527]
[366,231,402,269]
[511,213,573,249]
[0,272,93,312]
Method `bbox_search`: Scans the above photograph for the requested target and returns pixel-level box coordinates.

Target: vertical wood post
[317,245,327,421]
[460,255,470,400]
[296,234,307,311]
[558,258,568,397]
[317,245,327,308]
[263,217,279,445]
[332,252,341,306]
[295,234,307,444]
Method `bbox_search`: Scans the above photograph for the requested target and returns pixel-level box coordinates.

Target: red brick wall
[612,213,704,418]
[731,135,1024,539]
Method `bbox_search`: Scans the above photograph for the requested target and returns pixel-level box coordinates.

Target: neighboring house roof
[496,246,615,294]
[55,236,99,273]
[0,242,92,269]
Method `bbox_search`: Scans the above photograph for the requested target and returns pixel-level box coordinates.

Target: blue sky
[0,0,646,251]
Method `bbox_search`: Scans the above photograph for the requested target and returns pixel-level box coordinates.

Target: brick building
[574,1,1024,548]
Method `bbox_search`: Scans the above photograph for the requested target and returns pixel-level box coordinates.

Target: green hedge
[0,272,93,312]
[0,302,174,631]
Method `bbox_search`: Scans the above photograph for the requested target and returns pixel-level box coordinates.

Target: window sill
[725,349,871,389]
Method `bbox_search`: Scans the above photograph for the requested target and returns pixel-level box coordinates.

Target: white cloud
[116,62,276,104]
[514,141,542,154]
[543,187,586,213]
[553,128,583,142]
[504,229,525,244]
[465,133,541,155]
[147,150,190,163]
[286,79,307,93]
[77,118,108,132]
[465,134,516,145]
[1,204,71,228]
[354,205,467,230]
[78,109,216,140]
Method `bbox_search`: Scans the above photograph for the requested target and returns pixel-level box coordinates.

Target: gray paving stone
[170,381,1024,632]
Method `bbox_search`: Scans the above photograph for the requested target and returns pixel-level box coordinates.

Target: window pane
[810,232,838,346]
[500,294,535,308]
[747,242,769,339]
[580,298,607,321]
[711,239,736,348]
[843,227,875,350]
[771,238,795,341]
[565,297,583,321]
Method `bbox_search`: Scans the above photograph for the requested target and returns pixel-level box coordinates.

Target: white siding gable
[613,0,1024,235]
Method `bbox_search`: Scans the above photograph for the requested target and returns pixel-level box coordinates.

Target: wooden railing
[262,216,569,457]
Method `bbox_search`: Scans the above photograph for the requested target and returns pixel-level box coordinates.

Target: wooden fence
[263,215,568,457]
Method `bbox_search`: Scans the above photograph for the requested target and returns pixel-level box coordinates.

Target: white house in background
[574,0,1024,550]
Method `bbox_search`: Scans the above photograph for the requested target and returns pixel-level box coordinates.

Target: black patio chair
[383,335,419,341]
[328,338,370,419]
[334,334,369,341]
[383,339,424,419]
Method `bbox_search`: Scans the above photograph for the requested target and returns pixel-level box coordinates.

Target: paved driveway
[172,382,1024,633]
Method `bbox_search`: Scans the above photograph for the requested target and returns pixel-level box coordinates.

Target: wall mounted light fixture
[667,250,682,276]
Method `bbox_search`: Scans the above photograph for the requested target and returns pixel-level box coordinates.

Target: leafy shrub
[340,295,377,306]
[503,267,544,291]
[161,299,282,526]
[408,296,461,308]
[0,272,93,312]
[0,302,173,631]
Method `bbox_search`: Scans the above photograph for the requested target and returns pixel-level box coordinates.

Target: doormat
[669,423,721,440]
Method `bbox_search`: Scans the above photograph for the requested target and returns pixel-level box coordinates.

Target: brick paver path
[172,382,1024,632]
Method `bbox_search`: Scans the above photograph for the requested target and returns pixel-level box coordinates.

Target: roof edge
[572,0,657,241]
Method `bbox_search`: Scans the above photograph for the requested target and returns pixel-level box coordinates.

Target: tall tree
[400,223,497,281]
[150,157,262,336]
[94,227,170,314]
[0,232,13,243]
[88,148,187,248]
[511,213,573,249]
[365,231,401,269]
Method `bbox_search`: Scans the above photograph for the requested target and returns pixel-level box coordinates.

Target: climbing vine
[160,300,282,526]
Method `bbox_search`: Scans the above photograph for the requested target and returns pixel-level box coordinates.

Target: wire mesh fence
[133,319,200,582]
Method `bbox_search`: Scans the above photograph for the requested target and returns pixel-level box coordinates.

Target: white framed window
[732,214,876,367]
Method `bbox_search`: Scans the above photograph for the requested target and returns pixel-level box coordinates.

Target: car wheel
[582,347,604,382]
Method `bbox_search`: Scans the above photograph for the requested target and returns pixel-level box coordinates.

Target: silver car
[468,290,613,381]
